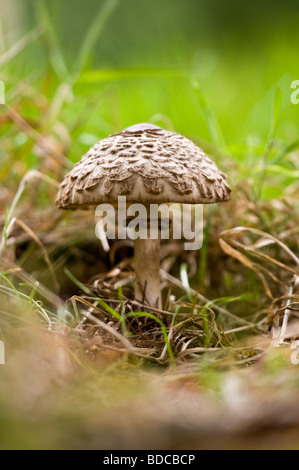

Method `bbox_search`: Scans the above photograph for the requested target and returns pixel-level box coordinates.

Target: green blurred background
[1,0,299,145]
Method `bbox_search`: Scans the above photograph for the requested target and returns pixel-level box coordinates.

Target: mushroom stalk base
[134,237,161,309]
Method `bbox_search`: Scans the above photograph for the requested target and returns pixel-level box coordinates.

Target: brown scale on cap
[56,123,231,210]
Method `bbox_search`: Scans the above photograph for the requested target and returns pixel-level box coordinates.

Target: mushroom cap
[56,123,231,209]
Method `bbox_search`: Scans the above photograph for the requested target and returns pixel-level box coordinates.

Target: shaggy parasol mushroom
[56,123,231,308]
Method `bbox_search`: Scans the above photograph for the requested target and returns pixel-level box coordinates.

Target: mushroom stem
[134,237,161,309]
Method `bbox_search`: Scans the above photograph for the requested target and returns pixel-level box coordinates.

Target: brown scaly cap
[56,123,231,209]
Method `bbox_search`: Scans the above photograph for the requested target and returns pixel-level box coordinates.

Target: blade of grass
[34,0,69,80]
[257,87,283,198]
[191,78,225,148]
[64,268,94,295]
[0,25,45,69]
[162,269,254,326]
[0,170,61,252]
[96,298,127,336]
[72,0,121,79]
[267,139,299,167]
[0,284,52,325]
[0,274,20,297]
[266,87,283,148]
[128,311,175,366]
[65,269,127,335]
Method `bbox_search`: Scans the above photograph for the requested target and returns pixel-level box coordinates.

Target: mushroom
[56,123,231,308]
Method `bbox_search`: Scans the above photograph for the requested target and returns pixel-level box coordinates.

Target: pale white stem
[134,237,161,309]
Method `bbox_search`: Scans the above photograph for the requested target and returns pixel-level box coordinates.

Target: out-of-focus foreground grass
[0,0,299,449]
